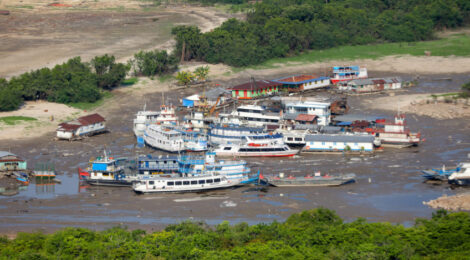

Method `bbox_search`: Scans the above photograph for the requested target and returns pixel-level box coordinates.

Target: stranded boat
[133,175,240,193]
[264,172,356,187]
[209,124,283,145]
[421,164,462,181]
[144,125,207,152]
[448,162,470,186]
[331,66,368,84]
[133,104,178,137]
[178,152,252,183]
[79,154,131,186]
[214,137,298,157]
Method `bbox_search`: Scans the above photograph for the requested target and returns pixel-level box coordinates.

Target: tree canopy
[2,209,470,259]
[173,0,470,67]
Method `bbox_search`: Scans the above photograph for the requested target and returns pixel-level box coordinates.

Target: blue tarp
[182,99,194,108]
[337,121,352,126]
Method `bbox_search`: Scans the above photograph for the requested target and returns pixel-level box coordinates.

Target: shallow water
[1,73,470,233]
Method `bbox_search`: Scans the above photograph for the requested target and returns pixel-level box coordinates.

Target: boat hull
[266,173,356,187]
[86,179,133,187]
[134,183,239,193]
[215,151,297,157]
[448,178,470,186]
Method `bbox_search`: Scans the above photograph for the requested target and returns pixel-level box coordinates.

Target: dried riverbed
[1,72,470,234]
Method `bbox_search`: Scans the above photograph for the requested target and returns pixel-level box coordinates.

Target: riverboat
[331,66,368,84]
[448,162,470,186]
[133,104,178,137]
[264,172,356,187]
[144,125,208,152]
[137,155,179,176]
[209,124,283,145]
[133,175,240,193]
[79,153,131,186]
[354,114,421,148]
[178,152,252,183]
[230,105,281,127]
[214,137,298,157]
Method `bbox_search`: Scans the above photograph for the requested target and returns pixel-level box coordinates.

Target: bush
[129,50,178,77]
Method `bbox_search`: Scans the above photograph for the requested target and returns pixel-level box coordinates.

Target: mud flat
[424,193,470,211]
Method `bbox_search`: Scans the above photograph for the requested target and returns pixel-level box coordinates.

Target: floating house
[229,80,282,100]
[284,101,331,126]
[0,151,27,171]
[303,134,375,153]
[56,113,106,140]
[273,75,330,92]
[331,66,368,84]
[340,77,402,93]
[182,87,231,108]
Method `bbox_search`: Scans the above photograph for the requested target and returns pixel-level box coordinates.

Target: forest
[1,208,470,259]
[174,0,470,66]
[0,51,178,112]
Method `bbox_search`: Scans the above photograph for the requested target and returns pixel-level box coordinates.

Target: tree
[194,66,210,82]
[91,54,129,90]
[0,88,23,111]
[129,50,178,77]
[176,71,195,87]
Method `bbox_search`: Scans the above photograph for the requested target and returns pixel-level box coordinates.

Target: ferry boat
[331,66,368,84]
[133,104,178,137]
[209,124,283,145]
[264,172,356,187]
[214,137,298,157]
[178,152,252,183]
[79,154,131,186]
[353,114,421,148]
[447,162,470,185]
[229,105,281,127]
[137,155,179,176]
[133,175,240,193]
[173,126,208,152]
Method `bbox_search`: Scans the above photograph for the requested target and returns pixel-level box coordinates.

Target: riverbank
[425,193,470,211]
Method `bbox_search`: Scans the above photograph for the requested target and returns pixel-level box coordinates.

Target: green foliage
[463,81,470,92]
[194,66,210,81]
[172,0,470,67]
[129,50,179,77]
[176,71,196,87]
[91,54,130,90]
[0,116,37,125]
[0,79,22,111]
[121,77,139,86]
[68,91,113,111]
[2,209,470,259]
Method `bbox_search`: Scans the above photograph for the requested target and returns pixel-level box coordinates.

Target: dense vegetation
[128,50,179,77]
[173,0,470,67]
[0,56,128,112]
[2,208,470,259]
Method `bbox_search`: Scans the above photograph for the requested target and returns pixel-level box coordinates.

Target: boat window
[103,173,109,176]
[284,147,288,151]
[198,180,206,184]
[183,181,190,185]
[295,138,302,141]
[224,147,232,151]
[240,148,247,152]
[206,179,213,184]
[191,180,197,185]
[168,181,174,186]
[175,181,182,185]
[287,137,293,141]
[149,181,154,185]
[214,178,221,183]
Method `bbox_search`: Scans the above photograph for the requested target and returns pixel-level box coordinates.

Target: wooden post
[180,41,186,63]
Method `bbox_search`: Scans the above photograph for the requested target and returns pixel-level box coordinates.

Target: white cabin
[56,113,106,140]
[304,134,375,152]
[284,101,331,126]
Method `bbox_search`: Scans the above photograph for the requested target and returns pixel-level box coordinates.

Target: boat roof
[333,114,385,123]
[212,124,264,132]
[305,134,375,143]
[138,155,178,162]
[273,75,330,85]
[348,77,402,86]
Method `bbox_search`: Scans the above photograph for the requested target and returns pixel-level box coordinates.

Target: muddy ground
[1,71,470,235]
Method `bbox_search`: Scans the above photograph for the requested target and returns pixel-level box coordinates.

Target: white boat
[178,152,251,182]
[79,153,131,186]
[368,114,420,148]
[144,125,185,152]
[331,66,368,84]
[229,105,281,127]
[133,105,178,137]
[448,162,470,186]
[209,124,283,145]
[214,137,298,157]
[133,175,240,193]
[144,125,208,152]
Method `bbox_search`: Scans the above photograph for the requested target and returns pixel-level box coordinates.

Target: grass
[9,5,34,9]
[240,34,470,71]
[68,92,113,111]
[121,77,139,86]
[0,116,37,125]
[158,74,174,83]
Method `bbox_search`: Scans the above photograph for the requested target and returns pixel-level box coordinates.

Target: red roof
[276,75,318,83]
[58,123,81,131]
[78,113,105,126]
[229,80,281,91]
[295,114,317,122]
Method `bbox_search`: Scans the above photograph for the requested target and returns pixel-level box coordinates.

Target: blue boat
[421,165,460,181]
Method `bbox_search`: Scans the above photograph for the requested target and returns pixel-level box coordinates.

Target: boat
[33,162,56,179]
[13,172,29,185]
[303,133,378,153]
[137,155,179,176]
[178,152,252,183]
[214,136,298,157]
[79,153,131,186]
[133,104,178,137]
[354,114,421,148]
[264,172,356,187]
[229,105,281,127]
[421,164,461,181]
[448,162,470,185]
[144,125,207,152]
[209,124,283,145]
[331,66,368,84]
[133,174,241,193]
